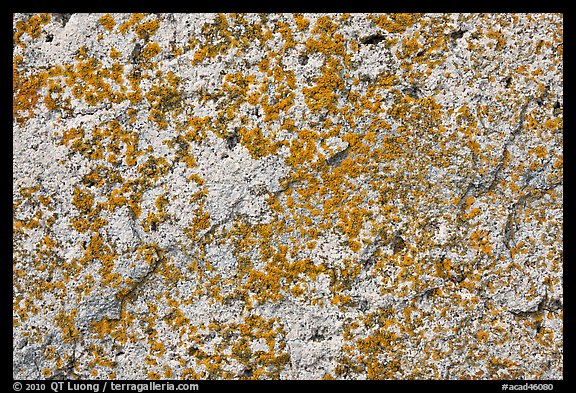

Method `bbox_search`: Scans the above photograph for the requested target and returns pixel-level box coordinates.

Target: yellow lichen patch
[98,14,116,32]
[145,71,183,128]
[139,42,162,65]
[302,59,345,115]
[469,229,493,256]
[191,13,237,65]
[134,19,161,40]
[13,13,563,380]
[72,187,95,213]
[13,56,48,124]
[118,13,146,35]
[13,13,51,47]
[109,47,122,59]
[485,29,507,51]
[370,13,421,34]
[305,23,346,57]
[179,314,290,379]
[55,310,80,343]
[238,127,279,159]
[293,13,310,31]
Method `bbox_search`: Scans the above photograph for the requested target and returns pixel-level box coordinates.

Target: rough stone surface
[13,13,563,380]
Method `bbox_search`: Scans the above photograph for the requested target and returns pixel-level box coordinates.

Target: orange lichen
[13,12,563,380]
[13,13,51,47]
[98,14,116,31]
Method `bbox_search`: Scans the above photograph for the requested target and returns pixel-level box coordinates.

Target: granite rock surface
[13,13,563,379]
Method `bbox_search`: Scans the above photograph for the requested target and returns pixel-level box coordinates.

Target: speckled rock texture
[13,13,563,380]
